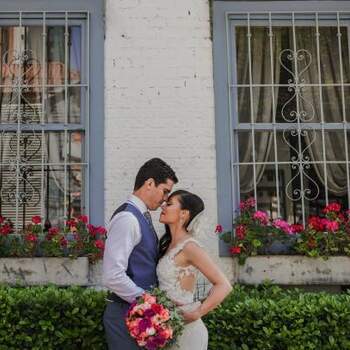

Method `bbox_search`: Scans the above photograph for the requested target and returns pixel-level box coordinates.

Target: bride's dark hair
[158,190,204,259]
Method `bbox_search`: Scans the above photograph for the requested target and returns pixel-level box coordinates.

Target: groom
[103,158,178,349]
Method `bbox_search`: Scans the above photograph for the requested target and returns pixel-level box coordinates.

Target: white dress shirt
[102,194,148,303]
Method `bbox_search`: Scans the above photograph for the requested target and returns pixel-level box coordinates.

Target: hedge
[1,285,350,349]
[204,285,350,350]
[0,286,107,350]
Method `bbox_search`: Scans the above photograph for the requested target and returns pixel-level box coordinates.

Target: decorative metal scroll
[0,49,42,207]
[279,48,320,202]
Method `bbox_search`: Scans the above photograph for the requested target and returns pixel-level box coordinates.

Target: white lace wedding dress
[157,238,208,350]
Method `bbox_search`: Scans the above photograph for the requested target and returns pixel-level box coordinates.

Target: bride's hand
[181,308,202,324]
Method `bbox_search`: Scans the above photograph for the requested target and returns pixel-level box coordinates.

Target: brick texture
[104,0,233,277]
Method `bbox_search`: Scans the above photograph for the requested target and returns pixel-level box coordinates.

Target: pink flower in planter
[236,224,246,240]
[324,220,339,232]
[291,224,304,233]
[215,224,223,234]
[323,202,341,214]
[273,219,294,234]
[253,211,269,225]
[31,216,41,225]
[239,197,256,211]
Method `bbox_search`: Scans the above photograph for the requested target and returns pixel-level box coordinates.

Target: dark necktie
[144,211,159,242]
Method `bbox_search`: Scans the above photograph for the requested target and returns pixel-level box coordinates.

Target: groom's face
[148,178,174,210]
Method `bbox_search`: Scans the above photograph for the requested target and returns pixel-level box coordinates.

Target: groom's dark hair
[134,158,178,190]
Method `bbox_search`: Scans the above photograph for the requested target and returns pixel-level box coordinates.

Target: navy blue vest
[111,202,159,290]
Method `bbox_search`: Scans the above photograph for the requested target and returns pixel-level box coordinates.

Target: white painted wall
[104,0,233,278]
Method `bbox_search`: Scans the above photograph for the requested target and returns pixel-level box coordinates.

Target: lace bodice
[157,238,202,305]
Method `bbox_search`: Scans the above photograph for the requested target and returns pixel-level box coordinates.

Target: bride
[157,190,232,350]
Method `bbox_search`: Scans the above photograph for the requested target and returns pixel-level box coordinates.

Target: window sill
[233,255,350,285]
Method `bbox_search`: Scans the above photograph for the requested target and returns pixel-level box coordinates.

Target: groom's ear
[145,178,155,189]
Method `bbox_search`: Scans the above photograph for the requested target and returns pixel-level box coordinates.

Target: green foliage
[2,285,350,349]
[204,284,350,350]
[0,285,107,350]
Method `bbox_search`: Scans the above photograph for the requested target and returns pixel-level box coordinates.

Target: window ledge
[0,257,102,286]
[233,255,350,285]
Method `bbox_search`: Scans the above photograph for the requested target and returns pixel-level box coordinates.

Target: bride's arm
[181,242,232,323]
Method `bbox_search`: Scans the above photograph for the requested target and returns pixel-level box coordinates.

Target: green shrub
[0,286,107,350]
[1,285,350,349]
[204,285,350,350]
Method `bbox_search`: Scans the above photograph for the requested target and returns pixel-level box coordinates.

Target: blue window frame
[0,0,104,229]
[213,1,350,255]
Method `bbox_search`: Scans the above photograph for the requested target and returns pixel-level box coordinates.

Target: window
[213,1,350,254]
[0,2,104,231]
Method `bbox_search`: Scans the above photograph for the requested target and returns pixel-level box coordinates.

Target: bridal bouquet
[125,288,184,350]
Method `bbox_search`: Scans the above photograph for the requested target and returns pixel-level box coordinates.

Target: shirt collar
[127,194,148,214]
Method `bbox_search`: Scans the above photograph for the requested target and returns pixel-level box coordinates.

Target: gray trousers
[103,300,141,350]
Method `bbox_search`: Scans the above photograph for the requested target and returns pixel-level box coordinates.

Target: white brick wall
[104,0,233,278]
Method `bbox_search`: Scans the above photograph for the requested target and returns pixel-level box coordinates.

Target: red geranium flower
[94,239,105,250]
[31,216,41,225]
[60,236,68,247]
[25,233,38,242]
[96,226,107,235]
[230,246,241,255]
[0,224,13,236]
[215,224,223,234]
[291,224,304,233]
[236,224,246,239]
[78,215,88,224]
[323,202,341,214]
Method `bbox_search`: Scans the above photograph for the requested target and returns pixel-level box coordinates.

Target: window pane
[0,88,43,124]
[47,25,81,85]
[0,164,85,229]
[46,86,81,123]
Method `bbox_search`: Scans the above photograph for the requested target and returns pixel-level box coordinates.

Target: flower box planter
[233,255,350,285]
[0,257,102,286]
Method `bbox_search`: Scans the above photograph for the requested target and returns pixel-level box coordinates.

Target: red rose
[215,224,223,233]
[31,216,41,225]
[230,246,241,255]
[151,303,163,314]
